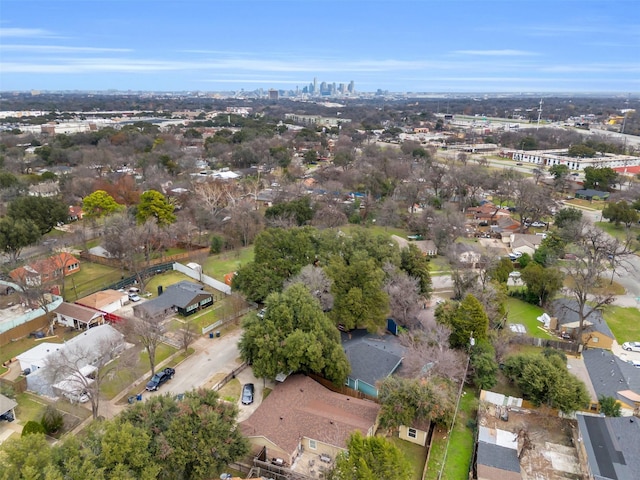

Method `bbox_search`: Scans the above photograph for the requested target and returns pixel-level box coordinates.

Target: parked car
[241,383,255,405]
[0,411,15,422]
[508,252,522,261]
[622,342,640,353]
[146,367,175,391]
[64,390,90,404]
[128,293,141,302]
[530,221,547,228]
[509,271,521,278]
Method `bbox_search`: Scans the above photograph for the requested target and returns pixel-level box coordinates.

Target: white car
[530,221,546,228]
[509,271,521,278]
[622,341,640,352]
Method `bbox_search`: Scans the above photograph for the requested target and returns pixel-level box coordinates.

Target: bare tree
[285,264,334,311]
[178,321,198,353]
[563,224,634,341]
[45,327,134,419]
[399,318,466,382]
[383,263,422,328]
[126,317,165,377]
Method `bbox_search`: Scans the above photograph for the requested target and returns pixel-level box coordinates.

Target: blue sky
[1,0,638,93]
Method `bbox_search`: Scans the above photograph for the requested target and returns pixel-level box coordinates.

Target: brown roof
[54,302,104,323]
[240,375,380,456]
[77,289,125,310]
[10,252,79,281]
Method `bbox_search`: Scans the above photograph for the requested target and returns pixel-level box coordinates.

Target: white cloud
[1,45,132,54]
[454,49,539,57]
[0,27,54,38]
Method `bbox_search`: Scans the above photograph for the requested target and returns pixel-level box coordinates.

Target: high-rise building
[313,77,317,94]
[348,80,355,93]
[268,89,279,100]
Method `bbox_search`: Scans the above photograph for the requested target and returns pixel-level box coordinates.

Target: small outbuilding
[54,302,106,330]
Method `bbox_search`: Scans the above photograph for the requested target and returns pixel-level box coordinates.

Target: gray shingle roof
[582,349,640,403]
[476,442,521,473]
[135,281,210,317]
[341,330,404,386]
[576,414,640,480]
[551,299,614,338]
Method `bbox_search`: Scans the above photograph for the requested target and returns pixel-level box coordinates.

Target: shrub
[210,235,224,254]
[41,405,64,435]
[22,420,46,436]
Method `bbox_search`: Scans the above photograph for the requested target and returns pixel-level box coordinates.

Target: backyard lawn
[386,435,427,480]
[505,297,555,339]
[202,247,254,281]
[144,271,195,298]
[63,262,124,301]
[603,306,640,344]
[425,387,476,480]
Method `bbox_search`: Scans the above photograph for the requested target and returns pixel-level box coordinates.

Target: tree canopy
[82,190,124,220]
[136,189,176,226]
[436,294,489,349]
[238,283,350,384]
[0,217,41,263]
[328,432,414,480]
[503,351,589,412]
[7,196,68,234]
[583,167,618,191]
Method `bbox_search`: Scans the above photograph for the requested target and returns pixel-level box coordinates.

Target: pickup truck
[146,367,175,391]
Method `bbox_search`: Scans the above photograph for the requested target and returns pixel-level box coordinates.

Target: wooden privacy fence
[212,362,248,392]
[511,335,581,354]
[307,373,379,402]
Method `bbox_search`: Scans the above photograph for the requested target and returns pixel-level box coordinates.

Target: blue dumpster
[209,332,214,339]
[136,393,142,401]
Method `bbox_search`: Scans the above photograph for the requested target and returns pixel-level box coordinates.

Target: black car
[241,383,255,405]
[146,367,175,391]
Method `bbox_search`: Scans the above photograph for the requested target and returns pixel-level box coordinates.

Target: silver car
[622,341,640,352]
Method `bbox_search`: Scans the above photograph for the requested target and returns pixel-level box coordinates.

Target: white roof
[16,342,64,370]
[65,324,123,351]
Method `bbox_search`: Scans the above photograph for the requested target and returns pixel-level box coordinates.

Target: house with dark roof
[551,299,614,349]
[575,189,610,201]
[132,281,213,321]
[476,428,522,480]
[341,329,404,398]
[54,302,105,330]
[239,374,380,468]
[580,349,640,416]
[575,414,640,480]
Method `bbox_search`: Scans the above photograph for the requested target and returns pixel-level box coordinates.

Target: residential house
[21,324,125,397]
[575,189,610,201]
[575,414,640,480]
[240,374,380,467]
[551,299,615,349]
[0,394,18,422]
[341,329,404,397]
[68,206,84,221]
[16,342,64,374]
[76,289,129,314]
[53,302,105,330]
[577,349,640,416]
[509,233,544,257]
[10,253,80,287]
[451,243,482,268]
[27,181,60,197]
[476,425,522,480]
[132,281,213,321]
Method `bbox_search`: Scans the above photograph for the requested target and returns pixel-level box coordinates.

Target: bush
[41,405,64,435]
[210,235,224,254]
[22,420,46,436]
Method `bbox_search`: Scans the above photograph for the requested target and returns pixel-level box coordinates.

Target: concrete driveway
[235,368,276,422]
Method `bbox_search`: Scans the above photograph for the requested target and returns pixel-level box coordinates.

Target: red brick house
[10,253,80,286]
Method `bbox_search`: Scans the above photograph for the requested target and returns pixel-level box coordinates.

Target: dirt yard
[478,403,582,480]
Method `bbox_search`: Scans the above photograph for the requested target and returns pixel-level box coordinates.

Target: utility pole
[536,98,543,130]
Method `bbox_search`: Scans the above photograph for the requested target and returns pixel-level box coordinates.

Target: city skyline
[1,0,639,93]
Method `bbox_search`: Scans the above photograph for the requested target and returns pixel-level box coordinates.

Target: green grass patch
[563,276,626,296]
[262,387,272,400]
[0,327,79,364]
[595,221,640,248]
[166,347,195,367]
[202,247,255,281]
[218,378,241,403]
[603,306,640,344]
[429,256,451,276]
[144,271,195,297]
[425,387,476,480]
[564,198,605,210]
[63,262,125,301]
[15,392,48,425]
[101,343,177,399]
[505,297,555,339]
[386,435,427,480]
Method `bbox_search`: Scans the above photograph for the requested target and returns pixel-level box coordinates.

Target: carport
[0,394,17,421]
